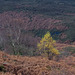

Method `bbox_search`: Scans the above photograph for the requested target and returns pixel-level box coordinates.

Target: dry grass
[56,43,75,50]
[0,51,75,75]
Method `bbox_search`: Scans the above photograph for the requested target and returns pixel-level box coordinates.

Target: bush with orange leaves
[37,32,60,60]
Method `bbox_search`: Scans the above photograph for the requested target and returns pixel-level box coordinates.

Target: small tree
[37,32,60,60]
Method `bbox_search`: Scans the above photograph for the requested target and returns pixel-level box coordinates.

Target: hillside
[0,1,75,75]
[0,0,75,56]
[0,51,75,75]
[0,11,67,54]
[0,0,75,42]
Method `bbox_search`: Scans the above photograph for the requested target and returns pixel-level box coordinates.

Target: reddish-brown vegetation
[0,11,65,30]
[0,51,75,75]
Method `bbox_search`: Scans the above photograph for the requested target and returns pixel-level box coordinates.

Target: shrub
[0,65,6,72]
[37,31,60,60]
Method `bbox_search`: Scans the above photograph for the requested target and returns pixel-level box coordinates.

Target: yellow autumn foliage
[37,31,60,59]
